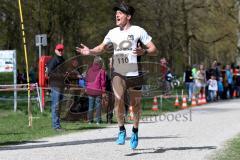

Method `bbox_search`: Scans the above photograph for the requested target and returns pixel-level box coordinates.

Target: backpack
[78,78,86,88]
[165,72,173,82]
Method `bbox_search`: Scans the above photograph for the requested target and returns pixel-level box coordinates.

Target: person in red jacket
[86,56,106,124]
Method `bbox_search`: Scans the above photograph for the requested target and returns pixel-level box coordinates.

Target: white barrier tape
[0,97,39,101]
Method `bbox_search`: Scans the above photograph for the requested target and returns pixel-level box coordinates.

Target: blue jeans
[185,82,194,100]
[208,90,216,102]
[88,96,102,123]
[236,86,240,97]
[51,88,63,129]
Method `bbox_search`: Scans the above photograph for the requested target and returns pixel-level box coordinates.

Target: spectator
[65,58,81,86]
[207,75,218,102]
[29,66,36,83]
[192,64,198,95]
[195,64,206,96]
[160,58,168,78]
[225,64,233,98]
[235,66,240,97]
[165,68,173,96]
[183,65,194,101]
[66,58,87,113]
[22,68,27,84]
[17,69,23,84]
[217,77,224,100]
[86,56,106,124]
[160,58,169,95]
[207,61,221,81]
[47,43,66,131]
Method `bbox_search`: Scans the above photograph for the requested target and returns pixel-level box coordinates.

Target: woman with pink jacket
[86,56,106,124]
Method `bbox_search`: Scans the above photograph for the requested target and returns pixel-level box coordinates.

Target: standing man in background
[47,44,66,131]
[76,2,157,149]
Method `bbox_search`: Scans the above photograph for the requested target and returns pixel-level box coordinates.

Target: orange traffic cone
[152,96,159,111]
[128,106,134,121]
[174,95,180,107]
[198,94,202,105]
[181,95,188,109]
[233,90,237,98]
[202,93,207,104]
[191,95,197,107]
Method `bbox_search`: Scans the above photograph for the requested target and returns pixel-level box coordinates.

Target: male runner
[76,2,157,149]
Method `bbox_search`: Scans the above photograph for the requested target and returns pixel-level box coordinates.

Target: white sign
[0,50,15,72]
[35,34,47,46]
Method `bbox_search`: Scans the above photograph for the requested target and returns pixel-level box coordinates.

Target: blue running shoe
[130,132,138,149]
[116,130,126,145]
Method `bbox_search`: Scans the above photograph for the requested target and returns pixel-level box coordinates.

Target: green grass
[0,110,106,146]
[212,135,240,160]
[0,98,106,146]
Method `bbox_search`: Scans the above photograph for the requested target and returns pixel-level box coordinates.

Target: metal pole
[35,83,43,112]
[18,0,32,127]
[13,50,17,112]
[39,45,41,59]
[160,95,163,111]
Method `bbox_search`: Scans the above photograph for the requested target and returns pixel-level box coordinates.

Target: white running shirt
[208,79,218,91]
[103,25,152,76]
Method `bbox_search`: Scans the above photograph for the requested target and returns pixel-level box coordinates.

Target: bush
[0,72,13,84]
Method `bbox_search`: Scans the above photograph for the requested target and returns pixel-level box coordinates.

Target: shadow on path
[125,146,217,156]
[0,136,180,151]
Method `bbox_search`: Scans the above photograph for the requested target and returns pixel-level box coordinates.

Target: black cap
[113,3,135,16]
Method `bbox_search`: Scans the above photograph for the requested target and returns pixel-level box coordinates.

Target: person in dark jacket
[47,44,66,131]
[183,65,194,101]
[86,56,106,124]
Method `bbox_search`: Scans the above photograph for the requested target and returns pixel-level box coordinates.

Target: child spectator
[218,77,224,100]
[207,75,218,102]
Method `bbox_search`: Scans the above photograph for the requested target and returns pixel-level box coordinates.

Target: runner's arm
[76,43,107,56]
[144,41,157,56]
[133,41,157,56]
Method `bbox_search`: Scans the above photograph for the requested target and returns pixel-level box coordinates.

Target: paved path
[1,99,240,160]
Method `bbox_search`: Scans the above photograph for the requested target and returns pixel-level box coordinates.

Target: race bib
[113,53,138,76]
[115,54,129,65]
